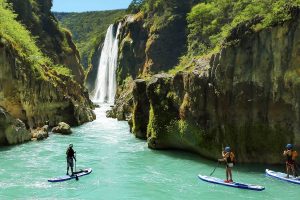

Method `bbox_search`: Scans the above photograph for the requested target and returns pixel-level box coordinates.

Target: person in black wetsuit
[66,144,76,176]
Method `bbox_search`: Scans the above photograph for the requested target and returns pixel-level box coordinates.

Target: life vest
[286,150,298,162]
[226,152,235,164]
[66,147,75,158]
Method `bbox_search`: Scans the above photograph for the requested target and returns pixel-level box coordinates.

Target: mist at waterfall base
[91,23,121,104]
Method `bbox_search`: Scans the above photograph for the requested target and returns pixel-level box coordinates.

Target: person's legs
[225,167,229,182]
[286,163,291,178]
[291,165,296,177]
[67,158,70,175]
[70,159,74,175]
[228,168,233,181]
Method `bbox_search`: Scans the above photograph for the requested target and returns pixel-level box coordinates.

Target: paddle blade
[75,175,79,181]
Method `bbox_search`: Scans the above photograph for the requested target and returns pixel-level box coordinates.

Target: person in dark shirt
[66,144,76,176]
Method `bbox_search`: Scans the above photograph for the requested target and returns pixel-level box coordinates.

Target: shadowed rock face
[128,15,300,164]
[86,44,103,92]
[0,107,32,145]
[131,79,149,139]
[112,2,194,121]
[117,2,191,84]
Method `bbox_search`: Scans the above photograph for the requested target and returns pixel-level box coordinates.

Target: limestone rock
[0,0,95,143]
[131,79,150,139]
[52,122,72,135]
[8,0,85,84]
[119,14,300,164]
[0,107,31,145]
[106,79,134,121]
[31,125,49,141]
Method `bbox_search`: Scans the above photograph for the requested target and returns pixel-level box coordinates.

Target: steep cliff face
[117,0,197,83]
[85,43,103,92]
[113,1,197,119]
[131,15,300,164]
[117,14,147,84]
[0,38,95,145]
[8,0,85,84]
[0,0,95,145]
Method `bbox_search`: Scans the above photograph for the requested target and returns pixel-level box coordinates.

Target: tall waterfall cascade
[91,23,121,103]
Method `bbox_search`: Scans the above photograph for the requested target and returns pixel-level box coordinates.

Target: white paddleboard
[266,169,300,185]
[198,174,265,191]
[48,168,92,182]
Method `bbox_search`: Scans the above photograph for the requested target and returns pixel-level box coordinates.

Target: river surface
[0,105,299,199]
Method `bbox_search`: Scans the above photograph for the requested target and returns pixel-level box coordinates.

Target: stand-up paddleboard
[48,168,92,183]
[266,169,300,185]
[198,175,265,191]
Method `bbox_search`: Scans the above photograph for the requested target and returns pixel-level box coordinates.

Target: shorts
[286,161,295,167]
[67,157,74,168]
[227,163,234,168]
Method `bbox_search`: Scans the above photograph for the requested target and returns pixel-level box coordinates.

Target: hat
[225,146,231,152]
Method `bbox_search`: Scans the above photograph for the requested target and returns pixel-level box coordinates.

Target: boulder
[52,122,72,134]
[0,107,32,145]
[31,125,49,140]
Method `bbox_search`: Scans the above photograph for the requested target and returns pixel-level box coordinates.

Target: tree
[127,0,145,14]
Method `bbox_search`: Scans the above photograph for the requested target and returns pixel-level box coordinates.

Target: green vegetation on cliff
[113,0,300,163]
[54,10,125,71]
[0,0,48,78]
[187,0,300,56]
[0,0,74,79]
[6,0,85,83]
[0,0,96,146]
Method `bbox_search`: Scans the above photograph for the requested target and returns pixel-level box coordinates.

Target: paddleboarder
[218,146,235,183]
[283,144,298,178]
[66,144,76,176]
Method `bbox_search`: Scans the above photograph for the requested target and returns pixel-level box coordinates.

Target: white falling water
[91,23,121,104]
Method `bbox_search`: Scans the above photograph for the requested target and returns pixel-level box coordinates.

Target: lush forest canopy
[54,10,125,70]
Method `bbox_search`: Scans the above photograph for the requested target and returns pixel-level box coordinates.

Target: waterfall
[91,23,121,104]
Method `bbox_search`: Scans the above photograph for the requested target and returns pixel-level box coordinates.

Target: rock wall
[128,15,300,164]
[0,107,31,145]
[0,37,95,145]
[8,0,85,84]
[85,43,103,92]
[117,0,194,84]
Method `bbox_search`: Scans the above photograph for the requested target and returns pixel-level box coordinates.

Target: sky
[52,0,133,12]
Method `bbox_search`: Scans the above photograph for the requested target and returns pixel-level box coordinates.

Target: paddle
[210,145,223,176]
[210,161,220,176]
[295,162,299,177]
[75,152,79,181]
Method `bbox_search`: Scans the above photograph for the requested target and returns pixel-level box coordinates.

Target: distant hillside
[54,10,126,70]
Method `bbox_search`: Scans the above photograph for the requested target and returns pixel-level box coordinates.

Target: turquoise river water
[0,105,299,199]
